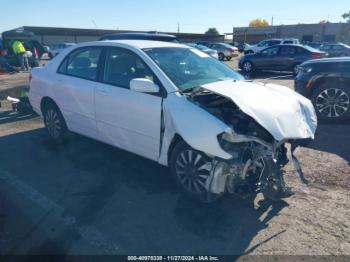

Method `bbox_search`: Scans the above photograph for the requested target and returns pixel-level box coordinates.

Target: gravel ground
[0,58,349,257]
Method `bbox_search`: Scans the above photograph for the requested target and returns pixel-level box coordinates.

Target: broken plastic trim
[291,142,309,184]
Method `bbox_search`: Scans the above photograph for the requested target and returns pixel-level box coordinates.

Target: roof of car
[85,40,189,49]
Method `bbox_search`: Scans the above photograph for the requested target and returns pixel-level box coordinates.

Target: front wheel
[312,81,350,122]
[242,61,254,73]
[169,141,222,202]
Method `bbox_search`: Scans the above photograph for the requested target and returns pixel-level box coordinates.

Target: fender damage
[159,80,317,199]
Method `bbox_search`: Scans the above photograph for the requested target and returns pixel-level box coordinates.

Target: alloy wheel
[174,150,211,195]
[243,62,252,72]
[45,109,62,138]
[316,88,350,118]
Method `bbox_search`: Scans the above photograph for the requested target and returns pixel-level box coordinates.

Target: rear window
[58,47,103,80]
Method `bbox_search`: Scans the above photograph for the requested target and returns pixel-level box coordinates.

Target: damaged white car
[29,40,317,202]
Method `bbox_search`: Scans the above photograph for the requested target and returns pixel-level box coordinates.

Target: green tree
[205,28,220,36]
[249,18,270,27]
[342,11,350,23]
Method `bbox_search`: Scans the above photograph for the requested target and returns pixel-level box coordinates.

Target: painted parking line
[0,170,124,254]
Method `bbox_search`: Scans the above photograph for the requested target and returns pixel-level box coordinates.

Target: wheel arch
[167,134,185,164]
[311,75,350,95]
[40,96,58,114]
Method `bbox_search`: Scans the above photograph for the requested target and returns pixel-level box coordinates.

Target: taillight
[229,48,236,52]
[310,53,323,59]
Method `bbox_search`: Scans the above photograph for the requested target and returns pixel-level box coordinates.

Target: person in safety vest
[12,40,29,71]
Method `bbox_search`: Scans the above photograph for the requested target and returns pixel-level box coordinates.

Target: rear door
[95,47,162,160]
[55,46,103,138]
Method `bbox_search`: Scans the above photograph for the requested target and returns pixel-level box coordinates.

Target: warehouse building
[10,26,224,45]
[233,23,350,44]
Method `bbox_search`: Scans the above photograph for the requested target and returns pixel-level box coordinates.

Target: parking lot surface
[0,60,349,256]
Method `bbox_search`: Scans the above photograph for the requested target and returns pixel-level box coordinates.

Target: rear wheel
[169,141,222,202]
[218,53,225,61]
[42,102,68,142]
[312,81,350,122]
[293,64,300,76]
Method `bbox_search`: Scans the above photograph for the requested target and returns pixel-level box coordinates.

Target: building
[11,26,224,45]
[233,23,350,44]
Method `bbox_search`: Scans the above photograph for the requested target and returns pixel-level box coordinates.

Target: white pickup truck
[245,38,300,54]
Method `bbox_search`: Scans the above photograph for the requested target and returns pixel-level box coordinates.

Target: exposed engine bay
[185,89,309,202]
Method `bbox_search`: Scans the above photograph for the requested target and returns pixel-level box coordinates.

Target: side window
[60,47,102,80]
[258,41,267,47]
[261,46,279,56]
[103,47,155,89]
[332,45,344,50]
[321,45,331,51]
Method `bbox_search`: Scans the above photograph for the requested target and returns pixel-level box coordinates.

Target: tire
[42,102,68,142]
[226,57,232,61]
[218,53,225,61]
[311,81,350,122]
[48,53,54,59]
[169,141,222,203]
[242,61,254,73]
[292,64,300,76]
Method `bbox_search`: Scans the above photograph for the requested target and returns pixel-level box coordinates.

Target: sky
[0,0,349,34]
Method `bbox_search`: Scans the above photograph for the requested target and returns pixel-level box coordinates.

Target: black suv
[295,57,350,122]
[100,32,178,42]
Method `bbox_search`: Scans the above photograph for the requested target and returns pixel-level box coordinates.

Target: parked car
[296,57,350,122]
[185,43,218,59]
[49,43,76,59]
[319,43,350,57]
[1,29,46,68]
[244,38,300,54]
[29,40,316,202]
[206,43,239,61]
[100,32,178,42]
[239,44,327,75]
[236,43,250,53]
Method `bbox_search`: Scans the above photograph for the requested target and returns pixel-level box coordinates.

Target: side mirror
[130,78,159,93]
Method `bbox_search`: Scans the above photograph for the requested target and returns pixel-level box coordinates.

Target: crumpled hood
[202,80,317,141]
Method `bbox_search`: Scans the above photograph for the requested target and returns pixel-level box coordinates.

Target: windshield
[144,47,244,91]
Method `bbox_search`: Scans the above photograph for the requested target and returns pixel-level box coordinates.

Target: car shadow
[306,120,350,164]
[0,129,289,255]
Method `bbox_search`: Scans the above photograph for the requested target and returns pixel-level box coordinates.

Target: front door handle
[96,90,108,96]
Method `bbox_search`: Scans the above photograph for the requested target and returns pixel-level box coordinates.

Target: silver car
[186,43,218,59]
[207,43,239,61]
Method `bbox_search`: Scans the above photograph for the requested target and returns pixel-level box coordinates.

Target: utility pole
[271,16,274,26]
[177,23,180,33]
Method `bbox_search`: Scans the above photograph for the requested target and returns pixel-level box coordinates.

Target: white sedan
[29,40,317,202]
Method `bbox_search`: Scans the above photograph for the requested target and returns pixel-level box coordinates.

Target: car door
[276,46,296,70]
[55,46,103,138]
[95,47,162,161]
[254,46,280,69]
